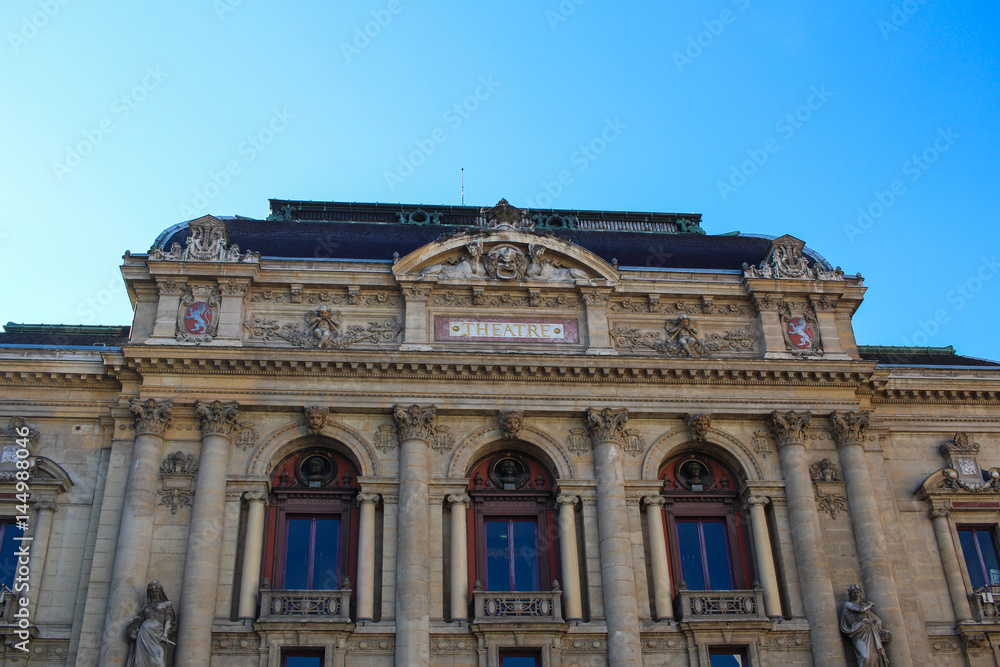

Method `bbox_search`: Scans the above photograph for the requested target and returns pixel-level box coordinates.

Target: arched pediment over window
[391,230,621,287]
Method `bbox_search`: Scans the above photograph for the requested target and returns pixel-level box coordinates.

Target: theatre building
[1,198,1000,667]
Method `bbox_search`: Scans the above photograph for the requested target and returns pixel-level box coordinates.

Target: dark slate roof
[155,199,827,272]
[857,346,1000,367]
[0,323,131,347]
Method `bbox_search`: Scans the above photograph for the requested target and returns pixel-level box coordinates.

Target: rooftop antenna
[461,168,464,206]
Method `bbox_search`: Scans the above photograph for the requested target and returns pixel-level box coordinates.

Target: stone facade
[0,199,998,666]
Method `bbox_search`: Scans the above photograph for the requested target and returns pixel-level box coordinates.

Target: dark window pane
[501,657,539,667]
[976,531,1000,587]
[312,519,341,590]
[511,521,539,591]
[677,521,706,590]
[710,653,744,666]
[959,530,984,588]
[284,519,311,589]
[285,658,322,667]
[702,521,733,590]
[0,523,20,589]
[485,520,511,591]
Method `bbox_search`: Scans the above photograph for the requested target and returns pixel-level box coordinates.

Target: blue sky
[2,2,998,360]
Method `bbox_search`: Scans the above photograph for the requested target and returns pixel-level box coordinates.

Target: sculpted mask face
[487,245,526,280]
[502,413,522,436]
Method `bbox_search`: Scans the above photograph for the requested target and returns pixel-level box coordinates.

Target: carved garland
[611,315,758,357]
[244,311,401,349]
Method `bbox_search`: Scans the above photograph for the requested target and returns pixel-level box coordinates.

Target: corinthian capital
[768,410,810,447]
[586,408,628,446]
[393,404,437,442]
[195,400,240,439]
[830,411,869,448]
[129,398,173,437]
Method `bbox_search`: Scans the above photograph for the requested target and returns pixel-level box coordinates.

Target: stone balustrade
[473,588,564,623]
[969,590,1000,623]
[258,587,352,623]
[675,587,768,622]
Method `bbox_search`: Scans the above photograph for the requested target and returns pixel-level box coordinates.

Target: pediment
[392,230,620,287]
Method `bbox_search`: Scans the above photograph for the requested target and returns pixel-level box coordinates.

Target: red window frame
[467,452,559,596]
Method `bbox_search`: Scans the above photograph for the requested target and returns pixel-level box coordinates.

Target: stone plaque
[434,316,579,343]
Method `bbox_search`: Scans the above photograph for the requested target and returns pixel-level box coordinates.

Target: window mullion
[307,518,317,589]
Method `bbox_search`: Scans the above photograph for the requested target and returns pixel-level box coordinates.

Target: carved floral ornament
[195,400,240,438]
[935,432,1000,493]
[741,235,845,281]
[148,216,259,263]
[129,399,173,437]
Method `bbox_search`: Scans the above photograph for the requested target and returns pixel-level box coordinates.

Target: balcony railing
[258,585,352,623]
[970,588,1000,622]
[675,587,768,622]
[473,582,563,623]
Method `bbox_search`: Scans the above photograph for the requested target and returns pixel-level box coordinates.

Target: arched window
[659,454,752,592]
[468,450,558,593]
[263,447,359,591]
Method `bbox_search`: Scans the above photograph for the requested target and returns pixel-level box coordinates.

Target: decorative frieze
[244,310,401,349]
[250,288,400,306]
[612,297,751,317]
[129,399,172,436]
[157,487,194,514]
[195,400,240,439]
[432,290,580,308]
[212,633,262,654]
[611,315,758,357]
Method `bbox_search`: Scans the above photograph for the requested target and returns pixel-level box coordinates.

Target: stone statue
[840,584,890,666]
[526,244,588,282]
[665,315,701,356]
[305,308,342,348]
[422,240,486,280]
[126,581,175,667]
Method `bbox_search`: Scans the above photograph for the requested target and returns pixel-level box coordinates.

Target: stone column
[769,411,846,666]
[99,398,172,666]
[448,494,470,622]
[831,411,913,666]
[641,496,672,621]
[929,503,974,623]
[175,400,239,666]
[393,404,435,667]
[27,500,56,619]
[557,494,583,622]
[356,492,380,622]
[744,495,782,618]
[237,490,268,621]
[586,408,642,667]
